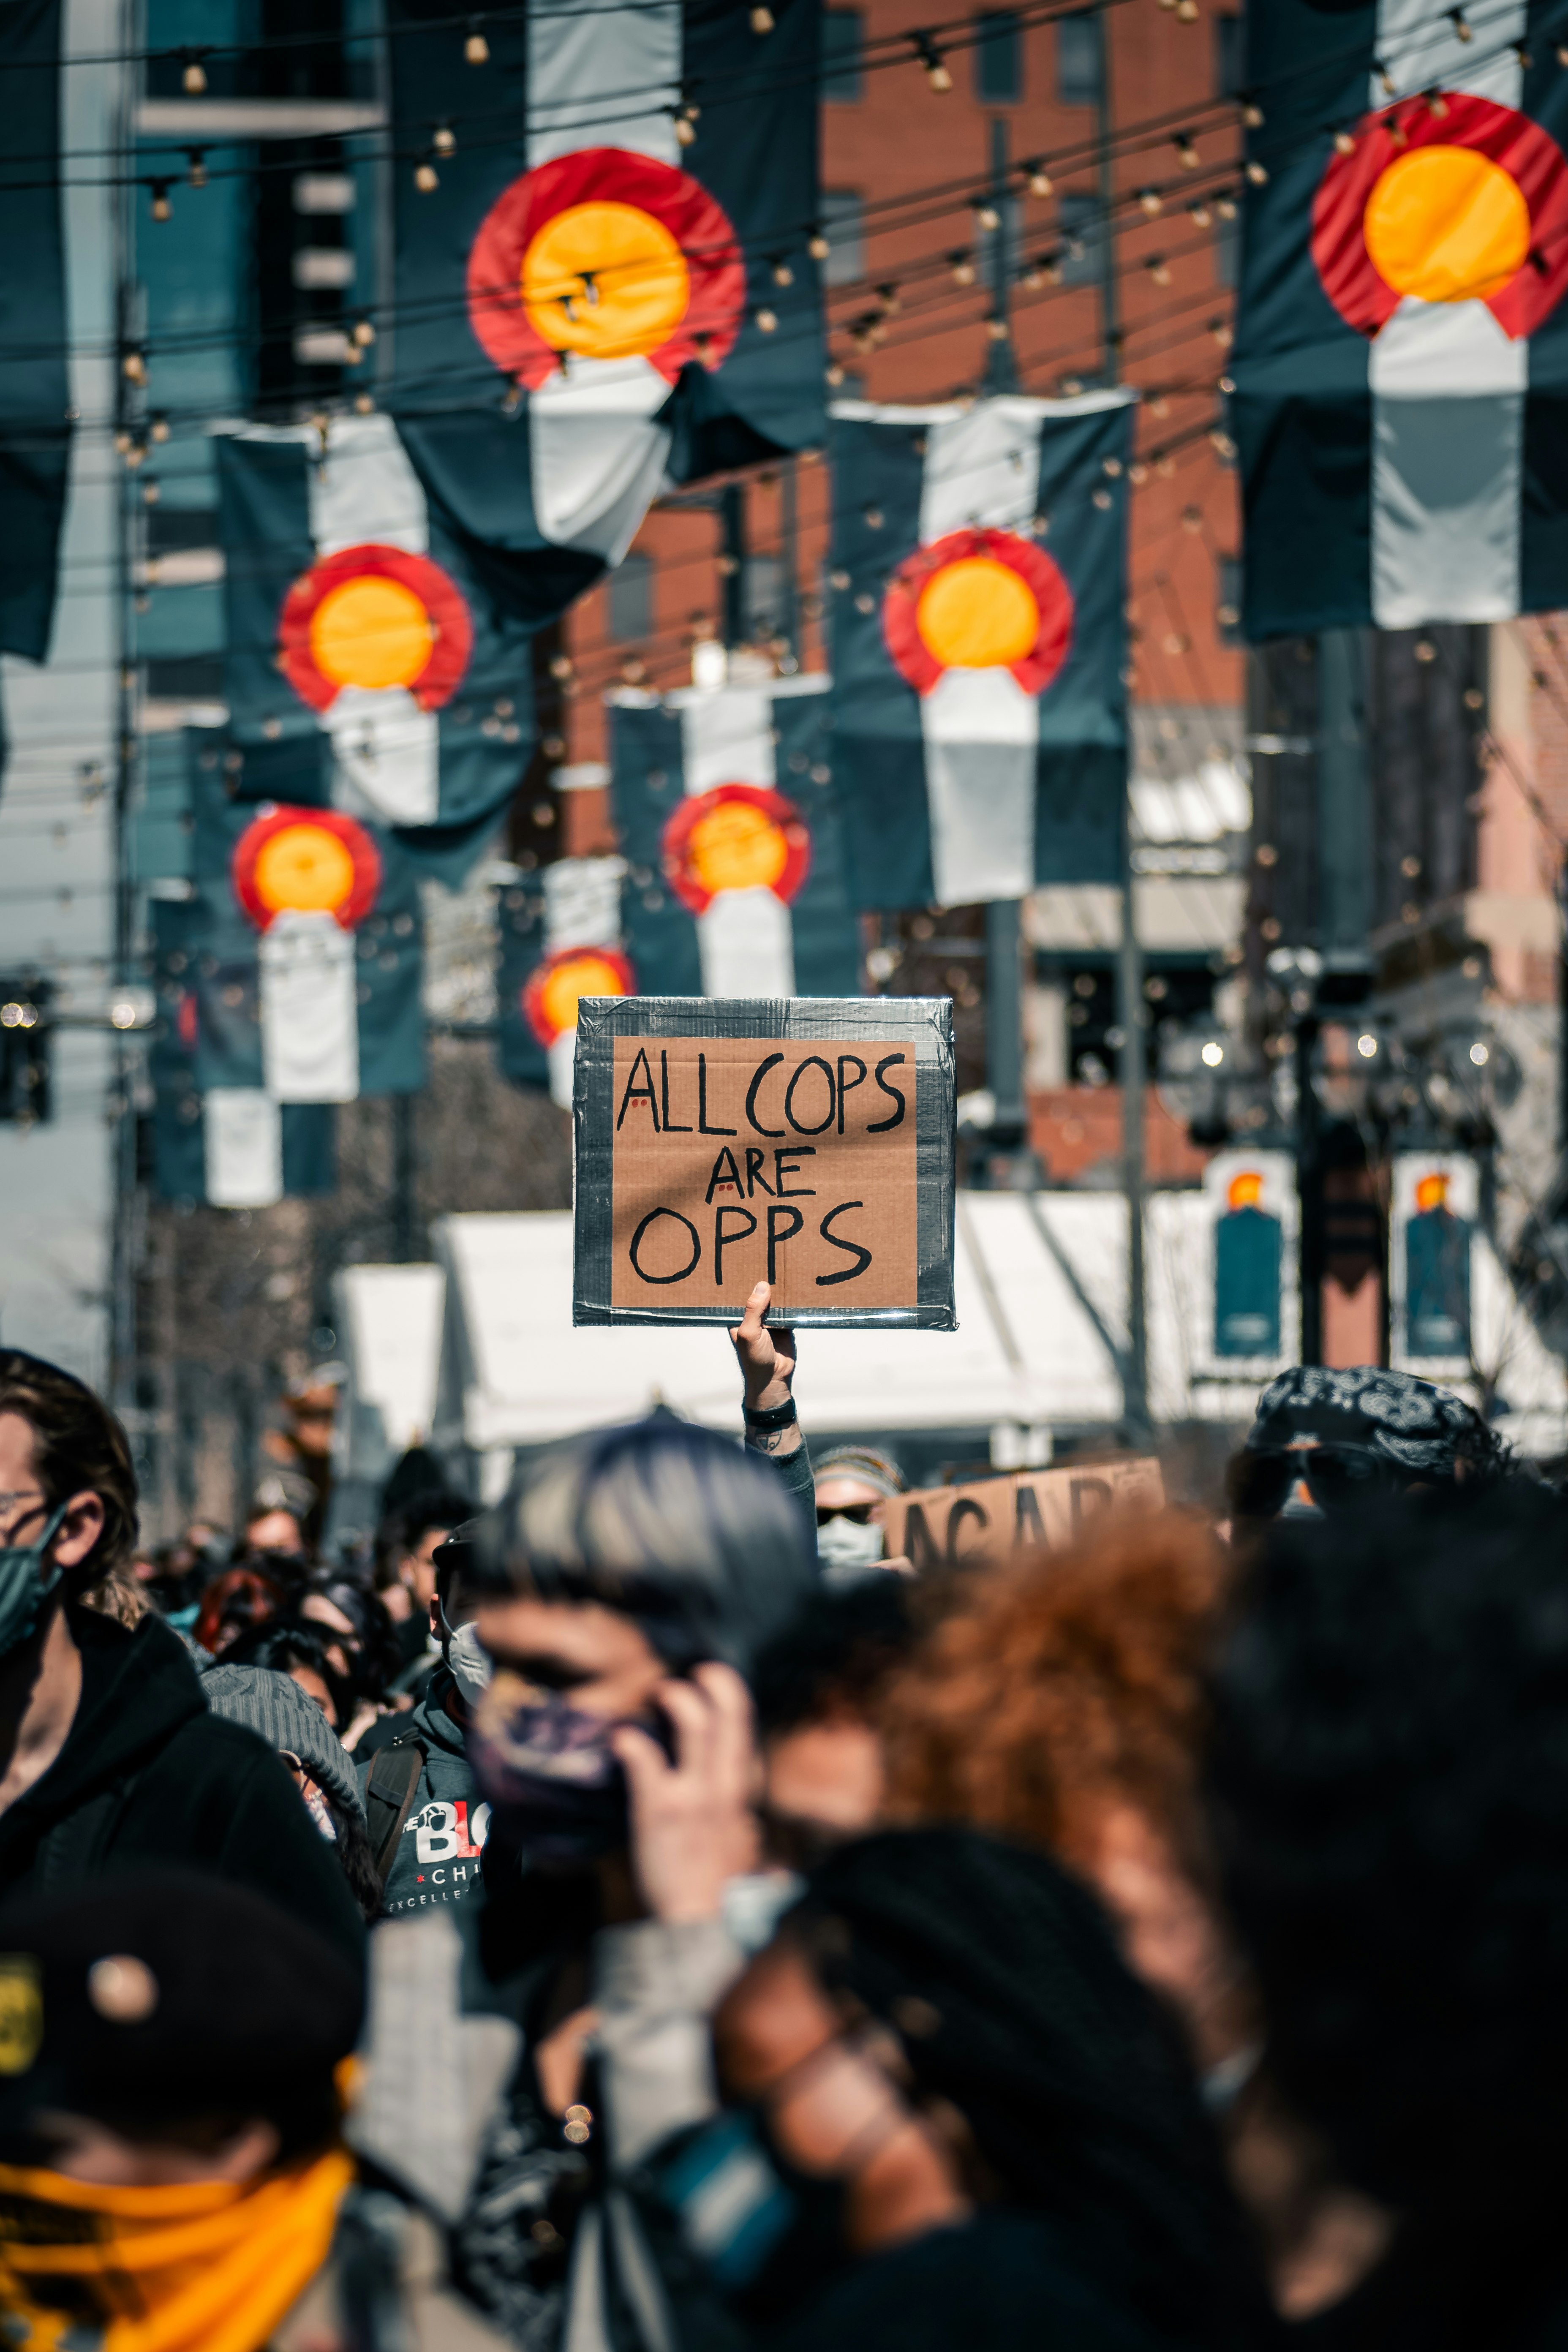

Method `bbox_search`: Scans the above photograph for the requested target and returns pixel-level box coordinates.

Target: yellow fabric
[0,2144,354,2352]
[522,200,689,358]
[1364,146,1529,304]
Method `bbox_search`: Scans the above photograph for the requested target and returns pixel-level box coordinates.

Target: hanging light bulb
[352,317,376,346]
[808,227,830,261]
[1174,131,1199,166]
[1241,98,1263,128]
[1189,199,1212,227]
[1245,158,1269,184]
[985,314,1008,342]
[1027,162,1051,197]
[976,199,1001,231]
[415,161,439,191]
[182,52,207,93]
[186,148,207,188]
[1215,192,1237,219]
[1175,0,1198,21]
[122,350,147,384]
[825,361,845,387]
[150,180,172,222]
[771,257,793,286]
[1334,128,1356,154]
[1448,6,1472,40]
[1514,39,1532,66]
[142,479,161,505]
[1375,57,1396,94]
[673,101,698,145]
[354,391,375,414]
[1209,317,1233,347]
[755,305,778,332]
[149,412,169,443]
[465,22,489,63]
[125,440,147,470]
[914,34,952,90]
[433,123,456,154]
[751,4,774,28]
[1147,255,1171,286]
[1427,88,1448,116]
[1138,188,1163,214]
[876,283,901,314]
[949,250,976,285]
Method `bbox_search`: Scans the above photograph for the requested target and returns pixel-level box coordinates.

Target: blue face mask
[0,1502,69,1658]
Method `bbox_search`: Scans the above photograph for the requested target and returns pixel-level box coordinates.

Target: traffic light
[0,978,52,1126]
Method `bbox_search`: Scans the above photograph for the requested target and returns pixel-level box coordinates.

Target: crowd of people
[0,1306,1558,2349]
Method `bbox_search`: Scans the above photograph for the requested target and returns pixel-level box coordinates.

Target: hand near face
[612,1661,760,1923]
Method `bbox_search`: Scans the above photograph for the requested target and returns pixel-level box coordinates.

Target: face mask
[816,1515,885,1575]
[467,1675,630,1866]
[0,1503,69,1660]
[441,1609,494,1710]
[646,2104,853,2324]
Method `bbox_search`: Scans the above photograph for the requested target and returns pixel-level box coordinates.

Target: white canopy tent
[333,1262,447,1489]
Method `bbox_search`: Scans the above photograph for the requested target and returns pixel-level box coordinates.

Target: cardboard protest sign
[573,996,955,1327]
[882,1456,1164,1569]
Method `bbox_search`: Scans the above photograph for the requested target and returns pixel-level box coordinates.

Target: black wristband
[743,1395,798,1432]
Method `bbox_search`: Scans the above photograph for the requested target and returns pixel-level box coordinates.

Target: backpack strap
[364,1737,427,1889]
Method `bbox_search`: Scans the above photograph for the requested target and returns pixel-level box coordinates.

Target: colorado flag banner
[1233,0,1568,633]
[150,899,336,1209]
[611,673,862,996]
[191,778,424,1104]
[218,415,539,866]
[827,393,1134,909]
[386,0,823,524]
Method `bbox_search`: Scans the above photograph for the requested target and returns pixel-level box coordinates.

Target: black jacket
[0,1604,365,1964]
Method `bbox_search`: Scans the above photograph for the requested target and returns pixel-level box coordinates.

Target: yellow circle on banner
[522,201,690,359]
[915,555,1041,670]
[310,574,435,691]
[686,800,790,895]
[253,823,358,916]
[1364,146,1530,303]
[539,952,628,1035]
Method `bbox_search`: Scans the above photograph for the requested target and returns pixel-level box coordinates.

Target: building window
[1217,556,1242,646]
[822,8,863,101]
[1056,11,1100,107]
[820,189,865,286]
[608,553,653,641]
[974,10,1022,102]
[1057,192,1101,287]
[744,554,784,640]
[1215,13,1244,97]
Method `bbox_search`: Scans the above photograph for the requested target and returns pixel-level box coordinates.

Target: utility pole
[1094,0,1147,1436]
[108,38,138,1416]
[391,1092,417,1262]
[979,113,1031,1181]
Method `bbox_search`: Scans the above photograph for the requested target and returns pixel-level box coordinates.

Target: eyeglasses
[815,1501,877,1527]
[1228,1444,1418,1519]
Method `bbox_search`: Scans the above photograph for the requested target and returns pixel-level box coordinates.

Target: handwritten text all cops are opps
[608,1034,920,1315]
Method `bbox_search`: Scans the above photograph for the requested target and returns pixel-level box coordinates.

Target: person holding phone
[438,1282,819,2345]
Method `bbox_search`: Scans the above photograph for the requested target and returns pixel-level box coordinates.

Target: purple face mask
[467,1675,630,1865]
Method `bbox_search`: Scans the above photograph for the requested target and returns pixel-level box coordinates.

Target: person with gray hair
[445,1282,822,2347]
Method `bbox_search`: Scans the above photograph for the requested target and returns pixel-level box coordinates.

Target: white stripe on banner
[259,912,360,1102]
[919,402,1043,905]
[544,855,627,1107]
[528,0,681,167]
[523,3,681,557]
[310,416,440,825]
[204,1089,283,1209]
[530,363,674,561]
[1369,2,1525,626]
[679,688,795,996]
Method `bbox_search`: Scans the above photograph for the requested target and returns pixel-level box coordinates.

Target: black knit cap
[789,1828,1265,2352]
[0,1870,363,2144]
